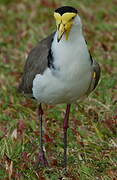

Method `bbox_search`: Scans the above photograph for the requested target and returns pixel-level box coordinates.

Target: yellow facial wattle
[54,12,76,42]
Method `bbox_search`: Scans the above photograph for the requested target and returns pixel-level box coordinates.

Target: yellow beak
[57,22,72,42]
[57,23,65,42]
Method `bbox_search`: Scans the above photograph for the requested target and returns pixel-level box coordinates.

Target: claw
[38,151,49,167]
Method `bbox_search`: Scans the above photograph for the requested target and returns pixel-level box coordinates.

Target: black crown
[55,6,78,15]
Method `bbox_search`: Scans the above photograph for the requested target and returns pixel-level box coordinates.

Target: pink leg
[38,104,49,167]
[63,104,71,168]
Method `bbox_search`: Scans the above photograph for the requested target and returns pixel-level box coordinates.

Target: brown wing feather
[18,33,54,94]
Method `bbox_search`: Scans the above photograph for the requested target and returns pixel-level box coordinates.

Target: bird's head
[54,6,80,42]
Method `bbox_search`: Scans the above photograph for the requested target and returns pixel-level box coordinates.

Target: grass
[0,0,117,179]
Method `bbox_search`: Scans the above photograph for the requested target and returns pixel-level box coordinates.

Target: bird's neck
[69,24,83,41]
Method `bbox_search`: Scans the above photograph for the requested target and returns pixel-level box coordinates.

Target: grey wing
[86,59,101,95]
[18,33,54,95]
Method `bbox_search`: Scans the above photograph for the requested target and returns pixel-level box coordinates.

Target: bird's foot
[38,151,49,167]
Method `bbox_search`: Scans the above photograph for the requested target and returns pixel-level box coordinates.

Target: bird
[18,6,101,168]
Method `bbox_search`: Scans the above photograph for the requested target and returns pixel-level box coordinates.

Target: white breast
[32,24,92,104]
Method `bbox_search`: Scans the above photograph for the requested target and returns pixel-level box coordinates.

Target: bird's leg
[38,103,49,167]
[63,104,71,169]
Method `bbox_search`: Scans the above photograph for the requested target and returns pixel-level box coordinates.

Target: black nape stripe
[89,52,93,65]
[55,6,78,15]
[85,39,93,65]
[48,48,55,69]
[48,33,56,70]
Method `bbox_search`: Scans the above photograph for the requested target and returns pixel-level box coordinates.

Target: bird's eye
[71,16,75,20]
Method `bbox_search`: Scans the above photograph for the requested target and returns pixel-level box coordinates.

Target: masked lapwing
[19,6,101,168]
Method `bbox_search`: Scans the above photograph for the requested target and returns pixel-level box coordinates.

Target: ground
[0,0,117,179]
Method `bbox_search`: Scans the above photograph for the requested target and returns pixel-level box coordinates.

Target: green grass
[0,0,117,179]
